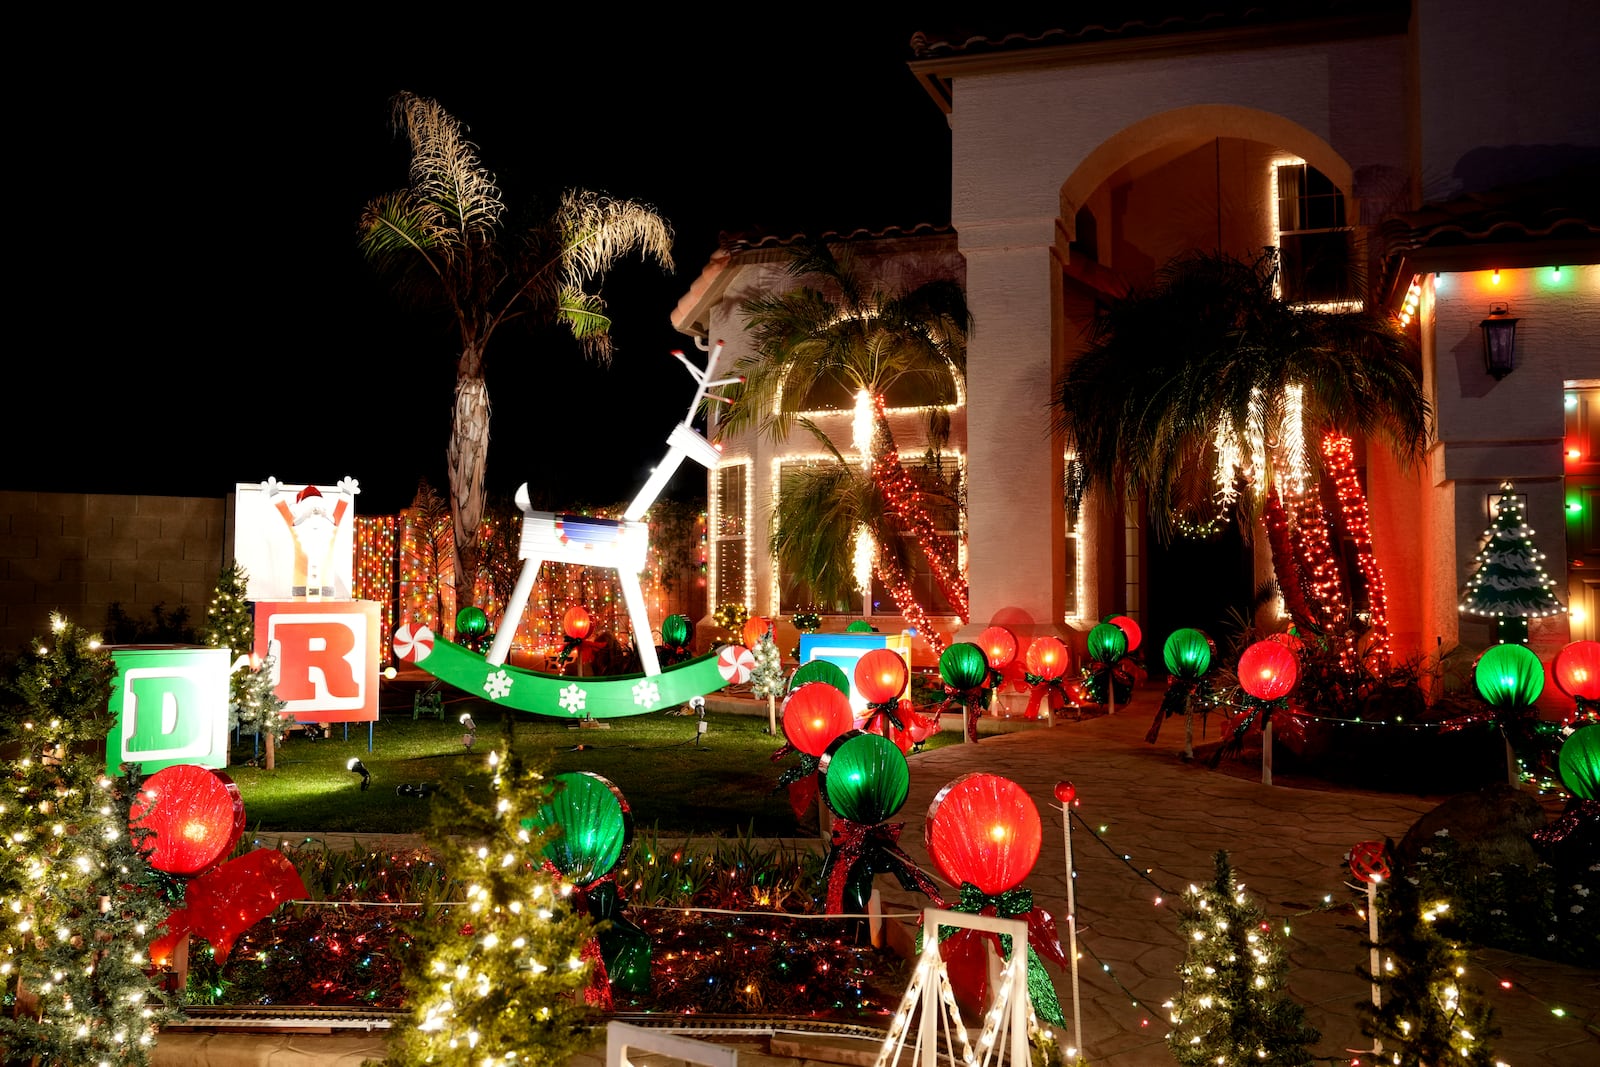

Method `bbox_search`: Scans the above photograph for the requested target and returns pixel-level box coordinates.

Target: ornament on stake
[1149,627,1213,758]
[923,773,1068,1029]
[1084,623,1129,714]
[555,604,594,673]
[977,625,1019,713]
[1474,642,1545,785]
[523,771,649,1004]
[741,615,773,650]
[1553,639,1600,722]
[658,613,694,666]
[1349,840,1392,1057]
[936,641,992,743]
[773,681,856,832]
[1536,724,1600,848]
[1022,636,1072,722]
[1211,639,1298,784]
[854,648,936,753]
[816,731,942,914]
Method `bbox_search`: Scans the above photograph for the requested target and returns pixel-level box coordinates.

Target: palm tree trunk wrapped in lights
[1054,248,1427,660]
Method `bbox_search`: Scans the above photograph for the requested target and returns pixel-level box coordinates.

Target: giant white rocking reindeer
[484,342,740,676]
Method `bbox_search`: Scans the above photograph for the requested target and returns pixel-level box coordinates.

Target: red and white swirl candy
[716,644,755,684]
[393,623,435,663]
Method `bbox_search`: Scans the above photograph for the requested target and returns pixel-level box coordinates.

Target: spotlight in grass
[396,783,434,798]
[347,757,371,790]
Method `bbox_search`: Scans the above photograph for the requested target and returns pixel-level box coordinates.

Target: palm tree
[1053,248,1429,664]
[723,239,971,637]
[359,91,674,593]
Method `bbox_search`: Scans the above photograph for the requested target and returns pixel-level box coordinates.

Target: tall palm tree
[1053,248,1429,662]
[359,91,674,593]
[724,239,971,636]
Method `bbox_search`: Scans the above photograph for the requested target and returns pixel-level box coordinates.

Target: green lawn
[224,691,959,838]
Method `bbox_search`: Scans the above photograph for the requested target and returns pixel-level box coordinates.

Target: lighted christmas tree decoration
[384,743,601,1065]
[1459,481,1564,644]
[1166,850,1319,1067]
[0,613,178,1064]
[201,560,255,659]
[748,632,786,735]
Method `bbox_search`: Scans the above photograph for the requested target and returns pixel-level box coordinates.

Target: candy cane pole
[1054,782,1084,1059]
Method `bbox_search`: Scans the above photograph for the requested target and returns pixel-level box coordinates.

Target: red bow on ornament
[1023,672,1072,720]
[822,820,943,915]
[864,699,939,754]
[934,681,990,743]
[926,882,1069,1029]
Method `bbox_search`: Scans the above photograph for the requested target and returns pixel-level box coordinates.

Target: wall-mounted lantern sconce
[1480,303,1519,379]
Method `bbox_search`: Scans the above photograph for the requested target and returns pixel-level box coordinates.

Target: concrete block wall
[0,491,229,655]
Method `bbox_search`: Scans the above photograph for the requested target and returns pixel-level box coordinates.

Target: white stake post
[1367,876,1383,1057]
[1056,782,1084,1060]
[1262,717,1274,786]
[767,693,776,737]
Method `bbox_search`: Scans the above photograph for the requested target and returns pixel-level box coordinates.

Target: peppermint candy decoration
[717,644,756,684]
[393,623,434,662]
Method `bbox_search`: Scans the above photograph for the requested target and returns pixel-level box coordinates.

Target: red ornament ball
[977,626,1019,670]
[1053,781,1077,804]
[562,605,593,641]
[1554,640,1600,702]
[854,648,909,704]
[1025,636,1069,681]
[130,765,246,877]
[1107,615,1142,653]
[1349,840,1391,884]
[782,681,855,757]
[741,616,773,650]
[1237,640,1299,701]
[925,773,1042,895]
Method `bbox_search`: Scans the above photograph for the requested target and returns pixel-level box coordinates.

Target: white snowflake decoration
[483,670,514,700]
[559,683,588,714]
[632,679,661,708]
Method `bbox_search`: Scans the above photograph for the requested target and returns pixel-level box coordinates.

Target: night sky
[14,14,951,516]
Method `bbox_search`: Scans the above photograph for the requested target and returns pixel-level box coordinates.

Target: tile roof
[1378,166,1600,299]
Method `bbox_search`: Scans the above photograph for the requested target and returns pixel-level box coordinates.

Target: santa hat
[296,485,323,504]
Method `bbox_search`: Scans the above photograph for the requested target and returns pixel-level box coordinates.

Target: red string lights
[1323,432,1391,669]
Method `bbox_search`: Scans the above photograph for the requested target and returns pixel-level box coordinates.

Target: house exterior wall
[0,491,229,654]
[946,30,1412,644]
[1415,0,1600,201]
[692,235,968,663]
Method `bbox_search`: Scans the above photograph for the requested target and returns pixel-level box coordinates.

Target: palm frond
[389,91,504,237]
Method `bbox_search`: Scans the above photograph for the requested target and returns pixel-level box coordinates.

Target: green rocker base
[392,624,751,719]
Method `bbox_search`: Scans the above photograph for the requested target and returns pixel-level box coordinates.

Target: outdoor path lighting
[347,757,371,790]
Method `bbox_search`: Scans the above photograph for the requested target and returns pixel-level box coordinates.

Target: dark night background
[11,14,952,516]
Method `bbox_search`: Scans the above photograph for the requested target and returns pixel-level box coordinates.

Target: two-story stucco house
[673,1,1599,689]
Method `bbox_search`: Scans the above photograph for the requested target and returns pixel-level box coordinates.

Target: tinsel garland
[1078,661,1133,706]
[1209,694,1290,766]
[1024,671,1073,719]
[933,681,990,742]
[1146,676,1197,744]
[821,820,943,915]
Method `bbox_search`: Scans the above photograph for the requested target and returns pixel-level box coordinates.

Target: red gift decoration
[151,848,308,965]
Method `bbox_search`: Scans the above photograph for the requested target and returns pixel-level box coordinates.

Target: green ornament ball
[1087,622,1128,663]
[820,730,910,823]
[790,658,851,698]
[1474,643,1545,709]
[661,614,692,647]
[1163,628,1212,679]
[846,620,874,633]
[1558,723,1600,800]
[939,641,990,691]
[455,606,488,637]
[523,771,633,884]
